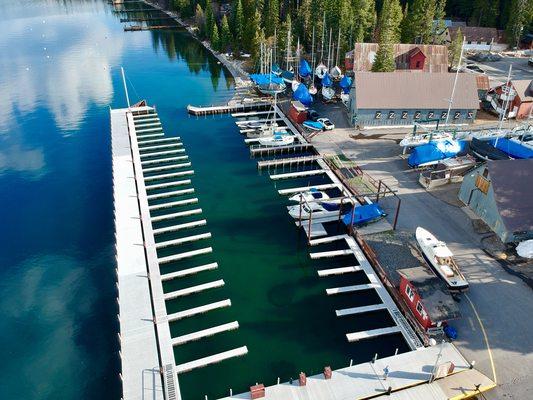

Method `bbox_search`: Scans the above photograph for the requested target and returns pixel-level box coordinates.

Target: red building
[398,267,460,332]
[288,101,307,124]
[407,47,426,70]
[487,79,533,119]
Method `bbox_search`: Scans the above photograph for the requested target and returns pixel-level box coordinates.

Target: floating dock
[187,102,271,116]
[112,104,247,400]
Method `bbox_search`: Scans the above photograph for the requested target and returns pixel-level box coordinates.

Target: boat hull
[415,227,469,291]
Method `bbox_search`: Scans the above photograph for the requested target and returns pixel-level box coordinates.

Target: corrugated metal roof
[449,26,505,43]
[488,159,533,234]
[346,43,449,73]
[476,75,490,91]
[353,72,479,110]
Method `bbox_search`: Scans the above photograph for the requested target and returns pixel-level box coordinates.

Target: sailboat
[315,12,328,80]
[253,46,286,96]
[330,29,342,80]
[321,73,335,101]
[416,227,469,291]
[309,27,318,95]
[257,93,295,147]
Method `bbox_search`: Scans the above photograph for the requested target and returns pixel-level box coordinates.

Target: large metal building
[348,72,480,128]
[458,159,533,243]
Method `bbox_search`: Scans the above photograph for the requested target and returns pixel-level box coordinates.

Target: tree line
[170,0,532,71]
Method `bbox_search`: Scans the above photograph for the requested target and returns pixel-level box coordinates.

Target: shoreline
[140,0,251,87]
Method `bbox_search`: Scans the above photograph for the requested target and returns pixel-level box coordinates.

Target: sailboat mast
[286,27,291,71]
[320,12,325,63]
[121,66,131,109]
[497,64,513,136]
[311,27,315,73]
[445,35,465,126]
[327,28,332,69]
[336,29,341,67]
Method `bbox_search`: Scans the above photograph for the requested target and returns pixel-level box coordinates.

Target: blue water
[0,1,408,399]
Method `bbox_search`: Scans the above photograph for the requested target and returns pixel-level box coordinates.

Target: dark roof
[353,72,479,110]
[398,267,461,322]
[407,47,425,59]
[487,159,533,233]
[449,26,505,43]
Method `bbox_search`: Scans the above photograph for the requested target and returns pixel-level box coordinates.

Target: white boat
[400,132,452,147]
[330,65,342,79]
[258,134,294,147]
[287,202,328,219]
[415,227,469,291]
[309,84,317,95]
[315,63,328,79]
[288,189,330,203]
[322,86,335,101]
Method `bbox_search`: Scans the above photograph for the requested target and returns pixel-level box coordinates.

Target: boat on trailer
[416,227,469,292]
[303,120,323,131]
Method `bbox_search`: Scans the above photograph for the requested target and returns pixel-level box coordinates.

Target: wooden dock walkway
[187,102,271,116]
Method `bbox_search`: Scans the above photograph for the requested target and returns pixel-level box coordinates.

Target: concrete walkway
[311,128,533,399]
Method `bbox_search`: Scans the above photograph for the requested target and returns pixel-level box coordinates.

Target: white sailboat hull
[258,135,295,147]
[415,227,469,291]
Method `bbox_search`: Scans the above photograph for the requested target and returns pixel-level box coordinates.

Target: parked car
[317,118,335,130]
[307,109,319,121]
[463,64,486,74]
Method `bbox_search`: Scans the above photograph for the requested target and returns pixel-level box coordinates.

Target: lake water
[0,1,408,399]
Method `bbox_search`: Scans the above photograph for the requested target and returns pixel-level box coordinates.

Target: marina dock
[112,104,248,400]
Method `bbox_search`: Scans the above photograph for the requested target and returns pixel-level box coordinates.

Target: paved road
[467,56,532,86]
[312,129,533,399]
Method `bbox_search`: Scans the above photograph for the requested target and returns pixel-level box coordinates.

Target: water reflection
[0,11,124,131]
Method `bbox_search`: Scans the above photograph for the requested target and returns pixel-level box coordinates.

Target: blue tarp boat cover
[250,73,284,85]
[293,83,313,106]
[490,138,533,159]
[271,63,282,75]
[408,140,465,167]
[322,73,332,87]
[303,120,323,130]
[339,76,352,93]
[342,204,386,226]
[299,59,312,77]
[281,70,295,80]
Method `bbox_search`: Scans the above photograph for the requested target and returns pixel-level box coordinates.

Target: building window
[467,41,472,44]
[375,111,382,119]
[388,111,395,119]
[416,302,428,320]
[454,111,461,120]
[428,111,434,119]
[416,61,421,68]
[401,111,408,119]
[414,111,421,120]
[441,111,448,120]
[467,111,474,119]
[405,284,415,302]
[482,168,489,178]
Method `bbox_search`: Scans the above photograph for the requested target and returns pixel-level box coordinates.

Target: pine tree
[233,0,245,48]
[220,15,232,52]
[373,0,402,72]
[204,0,214,40]
[211,21,220,51]
[433,0,447,44]
[195,4,205,36]
[244,10,262,54]
[448,27,463,69]
[471,0,499,27]
[265,0,280,38]
[402,0,437,44]
[351,0,377,43]
[506,0,531,49]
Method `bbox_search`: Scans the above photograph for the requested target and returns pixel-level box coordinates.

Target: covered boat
[470,137,511,161]
[293,83,313,106]
[342,203,387,226]
[330,65,342,79]
[250,73,286,95]
[416,227,469,291]
[339,76,352,94]
[299,59,312,78]
[491,137,533,159]
[303,120,323,131]
[408,140,466,168]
